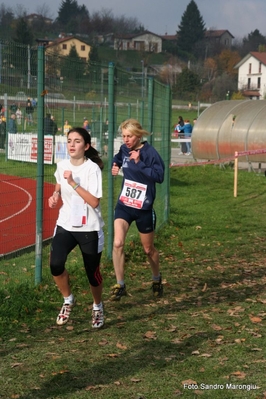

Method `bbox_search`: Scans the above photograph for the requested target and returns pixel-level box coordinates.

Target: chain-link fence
[0,41,171,283]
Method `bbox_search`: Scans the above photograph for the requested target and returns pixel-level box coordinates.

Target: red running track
[0,174,59,256]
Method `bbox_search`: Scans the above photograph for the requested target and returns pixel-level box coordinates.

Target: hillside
[97,46,173,70]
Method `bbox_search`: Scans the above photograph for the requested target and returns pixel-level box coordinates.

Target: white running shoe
[92,308,104,329]
[56,300,75,325]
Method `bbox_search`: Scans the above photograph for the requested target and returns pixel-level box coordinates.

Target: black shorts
[114,202,156,234]
[50,226,103,286]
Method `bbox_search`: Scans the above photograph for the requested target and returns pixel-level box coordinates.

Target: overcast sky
[7,0,266,41]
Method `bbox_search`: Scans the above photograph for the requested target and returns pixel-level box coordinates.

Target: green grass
[1,165,266,398]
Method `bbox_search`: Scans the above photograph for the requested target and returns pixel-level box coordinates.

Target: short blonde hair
[119,118,150,139]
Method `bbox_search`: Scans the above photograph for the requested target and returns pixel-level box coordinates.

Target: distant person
[31,98,37,108]
[179,119,193,155]
[26,98,34,126]
[51,115,59,136]
[83,118,90,131]
[44,113,55,136]
[8,113,17,133]
[0,116,6,148]
[63,119,72,136]
[10,102,18,114]
[16,107,22,126]
[175,116,186,155]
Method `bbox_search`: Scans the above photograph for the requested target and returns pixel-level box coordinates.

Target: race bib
[119,179,147,209]
[71,195,87,227]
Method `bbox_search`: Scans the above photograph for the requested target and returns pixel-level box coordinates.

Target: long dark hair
[178,116,184,127]
[68,127,104,170]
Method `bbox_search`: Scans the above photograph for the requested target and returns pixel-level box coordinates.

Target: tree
[212,73,237,101]
[177,0,205,56]
[60,44,86,80]
[0,4,14,39]
[173,67,201,99]
[203,57,218,82]
[240,29,266,56]
[89,46,99,63]
[13,17,34,45]
[57,0,88,28]
[216,49,241,77]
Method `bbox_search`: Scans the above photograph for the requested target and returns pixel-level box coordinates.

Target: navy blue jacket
[113,141,165,210]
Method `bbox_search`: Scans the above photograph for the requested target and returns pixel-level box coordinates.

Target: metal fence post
[147,77,154,145]
[164,84,171,222]
[35,43,45,284]
[107,62,115,259]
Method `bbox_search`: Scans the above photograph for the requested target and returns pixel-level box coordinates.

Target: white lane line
[0,180,33,223]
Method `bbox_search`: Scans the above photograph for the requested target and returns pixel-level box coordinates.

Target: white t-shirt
[54,158,104,232]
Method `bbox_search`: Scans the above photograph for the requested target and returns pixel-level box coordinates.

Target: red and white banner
[8,133,53,164]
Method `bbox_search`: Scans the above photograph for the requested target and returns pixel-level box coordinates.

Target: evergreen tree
[57,0,87,27]
[174,67,201,99]
[13,17,34,46]
[11,18,34,76]
[60,44,86,80]
[177,0,205,56]
[89,46,99,63]
[0,5,14,40]
[241,29,266,55]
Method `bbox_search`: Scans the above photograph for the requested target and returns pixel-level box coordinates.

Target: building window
[259,62,262,73]
[248,78,251,89]
[249,63,252,74]
[258,77,261,89]
[62,44,67,50]
[81,45,85,51]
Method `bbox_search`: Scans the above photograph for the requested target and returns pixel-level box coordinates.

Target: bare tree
[35,4,54,20]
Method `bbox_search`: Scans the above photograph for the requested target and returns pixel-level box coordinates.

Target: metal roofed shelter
[192,100,266,163]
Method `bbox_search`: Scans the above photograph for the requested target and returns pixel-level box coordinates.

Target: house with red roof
[205,29,234,48]
[114,31,162,53]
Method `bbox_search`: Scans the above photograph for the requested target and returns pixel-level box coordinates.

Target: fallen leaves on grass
[201,283,207,292]
[249,315,262,323]
[143,331,157,340]
[66,325,74,330]
[211,324,223,331]
[230,371,246,379]
[98,338,108,346]
[85,385,104,391]
[116,342,127,350]
[166,325,178,333]
[51,369,69,375]
[191,351,212,358]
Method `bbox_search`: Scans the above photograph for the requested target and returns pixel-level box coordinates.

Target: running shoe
[56,300,75,325]
[92,308,104,329]
[110,284,127,301]
[152,276,163,297]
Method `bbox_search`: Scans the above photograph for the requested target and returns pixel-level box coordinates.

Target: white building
[235,52,266,99]
[114,31,162,53]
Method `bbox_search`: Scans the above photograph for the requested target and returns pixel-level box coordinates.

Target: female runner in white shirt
[48,127,105,328]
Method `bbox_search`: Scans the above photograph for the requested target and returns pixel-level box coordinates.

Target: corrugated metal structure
[192,100,266,162]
